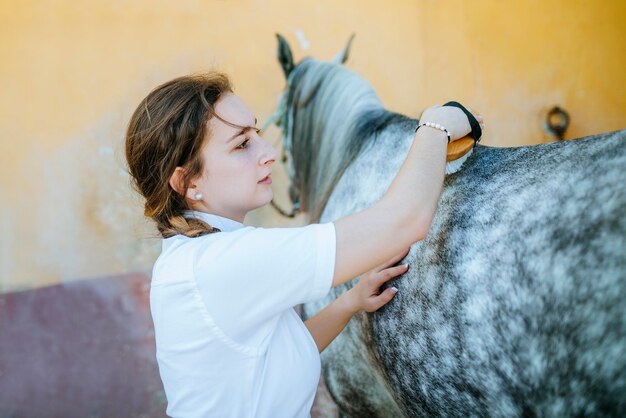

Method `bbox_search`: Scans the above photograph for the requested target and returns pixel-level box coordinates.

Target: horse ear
[331,33,355,65]
[276,33,294,78]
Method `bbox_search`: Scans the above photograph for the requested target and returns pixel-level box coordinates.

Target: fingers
[374,247,410,272]
[467,107,486,130]
[362,261,409,312]
[380,286,400,303]
[474,113,485,130]
[372,263,408,287]
[366,286,399,312]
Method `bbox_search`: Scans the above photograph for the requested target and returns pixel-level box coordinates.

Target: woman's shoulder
[159,222,335,272]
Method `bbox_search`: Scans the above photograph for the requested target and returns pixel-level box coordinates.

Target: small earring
[195,193,203,200]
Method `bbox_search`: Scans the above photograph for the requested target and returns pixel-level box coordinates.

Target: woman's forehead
[205,93,257,146]
[214,93,255,127]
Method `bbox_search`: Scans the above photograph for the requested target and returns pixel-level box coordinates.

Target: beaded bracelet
[415,122,451,144]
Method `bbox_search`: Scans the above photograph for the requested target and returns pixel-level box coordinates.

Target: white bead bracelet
[415,122,451,143]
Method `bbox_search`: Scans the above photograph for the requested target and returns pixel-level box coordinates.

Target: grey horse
[266,34,626,417]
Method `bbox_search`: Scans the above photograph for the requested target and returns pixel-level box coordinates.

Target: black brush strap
[443,101,482,143]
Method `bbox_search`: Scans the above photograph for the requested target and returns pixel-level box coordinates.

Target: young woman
[125,72,484,418]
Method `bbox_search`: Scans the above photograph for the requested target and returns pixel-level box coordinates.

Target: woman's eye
[236,138,250,150]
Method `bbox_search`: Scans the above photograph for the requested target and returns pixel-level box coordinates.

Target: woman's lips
[258,175,272,185]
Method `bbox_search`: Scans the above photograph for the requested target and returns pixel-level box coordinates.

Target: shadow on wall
[0,273,167,417]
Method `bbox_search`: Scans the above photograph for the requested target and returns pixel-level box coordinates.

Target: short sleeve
[192,222,336,345]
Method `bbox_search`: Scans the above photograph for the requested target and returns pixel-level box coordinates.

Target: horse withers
[268,34,626,417]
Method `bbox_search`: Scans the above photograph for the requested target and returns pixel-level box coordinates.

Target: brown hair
[125,72,233,238]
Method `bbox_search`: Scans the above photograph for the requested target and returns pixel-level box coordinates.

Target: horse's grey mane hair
[276,58,412,222]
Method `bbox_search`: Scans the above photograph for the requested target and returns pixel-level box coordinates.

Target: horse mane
[283,58,411,222]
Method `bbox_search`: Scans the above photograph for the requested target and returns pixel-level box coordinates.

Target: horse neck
[290,64,389,221]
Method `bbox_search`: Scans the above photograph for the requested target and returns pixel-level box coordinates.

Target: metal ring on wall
[545,106,570,141]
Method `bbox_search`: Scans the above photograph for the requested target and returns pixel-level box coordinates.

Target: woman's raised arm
[332,104,482,287]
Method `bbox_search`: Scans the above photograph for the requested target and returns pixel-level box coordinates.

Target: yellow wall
[1,0,625,292]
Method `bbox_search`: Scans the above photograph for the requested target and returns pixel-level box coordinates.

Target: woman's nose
[259,139,278,166]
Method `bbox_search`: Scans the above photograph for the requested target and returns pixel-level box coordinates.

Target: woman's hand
[344,247,411,313]
[420,104,485,142]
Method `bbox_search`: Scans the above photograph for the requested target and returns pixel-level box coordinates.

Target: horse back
[313,127,626,417]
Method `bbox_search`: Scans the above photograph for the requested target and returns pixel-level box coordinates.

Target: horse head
[267,33,408,222]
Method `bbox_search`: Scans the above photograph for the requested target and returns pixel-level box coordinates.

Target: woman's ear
[169,167,188,197]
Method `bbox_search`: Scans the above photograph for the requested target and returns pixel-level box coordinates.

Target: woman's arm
[332,105,484,287]
[304,291,356,353]
[305,248,410,353]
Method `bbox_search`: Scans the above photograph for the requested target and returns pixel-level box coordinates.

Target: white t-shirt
[150,211,336,418]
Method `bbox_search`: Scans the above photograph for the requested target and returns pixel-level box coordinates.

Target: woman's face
[191,92,278,221]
